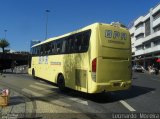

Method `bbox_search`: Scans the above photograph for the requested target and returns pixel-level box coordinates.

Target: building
[130,3,160,70]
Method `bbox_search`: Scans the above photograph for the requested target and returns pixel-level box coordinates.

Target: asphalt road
[0,72,160,119]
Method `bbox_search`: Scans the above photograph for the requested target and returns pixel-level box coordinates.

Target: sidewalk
[0,74,91,119]
[0,86,34,119]
[0,86,91,119]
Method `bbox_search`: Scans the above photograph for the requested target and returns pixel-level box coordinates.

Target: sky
[0,0,159,52]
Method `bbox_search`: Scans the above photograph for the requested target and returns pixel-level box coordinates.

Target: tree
[0,39,10,53]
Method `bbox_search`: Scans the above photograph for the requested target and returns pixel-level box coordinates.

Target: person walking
[11,60,17,73]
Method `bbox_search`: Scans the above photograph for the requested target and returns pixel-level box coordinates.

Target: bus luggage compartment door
[96,57,130,83]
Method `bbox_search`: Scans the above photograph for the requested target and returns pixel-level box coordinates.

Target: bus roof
[32,22,127,48]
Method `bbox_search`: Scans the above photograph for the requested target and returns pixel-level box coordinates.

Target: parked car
[132,65,144,72]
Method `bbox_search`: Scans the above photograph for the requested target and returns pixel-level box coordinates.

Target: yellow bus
[28,22,132,93]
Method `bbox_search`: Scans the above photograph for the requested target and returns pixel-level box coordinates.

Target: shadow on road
[50,85,155,104]
[6,75,154,105]
[86,85,155,103]
[9,96,25,106]
[23,79,155,104]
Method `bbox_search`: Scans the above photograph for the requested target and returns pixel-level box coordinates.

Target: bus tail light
[92,58,96,82]
[92,58,97,72]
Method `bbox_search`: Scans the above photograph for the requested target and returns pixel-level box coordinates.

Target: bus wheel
[32,69,36,79]
[57,74,65,92]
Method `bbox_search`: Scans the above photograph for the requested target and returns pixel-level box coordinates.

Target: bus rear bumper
[89,81,131,93]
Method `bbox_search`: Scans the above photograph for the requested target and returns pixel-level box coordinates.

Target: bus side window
[75,34,82,52]
[62,39,67,54]
[65,38,70,53]
[41,45,45,55]
[74,38,78,52]
[81,32,89,51]
[37,46,40,56]
[44,44,47,55]
[40,45,43,55]
[56,40,62,54]
[45,43,51,55]
[69,35,76,53]
[51,41,55,55]
[43,45,45,55]
[74,31,90,53]
[48,43,52,54]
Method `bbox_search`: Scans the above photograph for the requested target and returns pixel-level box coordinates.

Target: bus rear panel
[90,23,131,93]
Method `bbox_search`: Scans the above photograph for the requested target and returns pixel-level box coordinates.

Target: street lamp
[45,10,50,40]
[4,30,7,39]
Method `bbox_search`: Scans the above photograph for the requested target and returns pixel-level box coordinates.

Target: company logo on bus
[105,30,127,40]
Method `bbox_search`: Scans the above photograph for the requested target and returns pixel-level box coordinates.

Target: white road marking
[68,97,88,105]
[35,82,55,88]
[22,88,87,106]
[120,100,136,112]
[30,84,51,93]
[23,83,88,106]
[22,88,44,97]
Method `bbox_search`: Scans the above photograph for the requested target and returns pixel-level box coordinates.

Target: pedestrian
[148,65,152,74]
[11,60,17,73]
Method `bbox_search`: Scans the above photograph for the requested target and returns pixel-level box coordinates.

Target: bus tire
[32,69,36,79]
[57,74,65,92]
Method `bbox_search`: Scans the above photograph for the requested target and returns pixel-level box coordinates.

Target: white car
[132,65,144,72]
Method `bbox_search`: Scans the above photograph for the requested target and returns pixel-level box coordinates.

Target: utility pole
[45,10,50,40]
